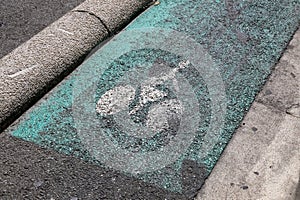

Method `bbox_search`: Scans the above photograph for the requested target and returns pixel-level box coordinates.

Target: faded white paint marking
[96,85,135,115]
[7,65,37,78]
[146,99,183,132]
[57,28,74,35]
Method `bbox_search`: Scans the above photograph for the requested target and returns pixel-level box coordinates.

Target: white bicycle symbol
[96,60,190,135]
[72,28,226,174]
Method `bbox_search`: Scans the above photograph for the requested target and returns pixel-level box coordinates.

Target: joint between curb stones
[73,10,112,36]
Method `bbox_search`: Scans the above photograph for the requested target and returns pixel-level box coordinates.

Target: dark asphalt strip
[0,133,189,200]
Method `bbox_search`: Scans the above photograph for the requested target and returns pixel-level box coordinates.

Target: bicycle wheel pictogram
[72,28,227,175]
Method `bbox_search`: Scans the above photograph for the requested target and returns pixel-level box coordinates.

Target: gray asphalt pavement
[0,133,188,199]
[0,0,85,59]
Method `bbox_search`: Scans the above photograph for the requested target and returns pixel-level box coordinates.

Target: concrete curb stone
[73,0,154,33]
[0,11,107,132]
[0,0,153,132]
[0,0,86,59]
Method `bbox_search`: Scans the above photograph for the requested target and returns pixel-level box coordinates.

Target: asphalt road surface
[0,0,85,59]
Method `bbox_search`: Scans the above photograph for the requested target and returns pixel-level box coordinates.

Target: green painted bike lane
[7,0,300,198]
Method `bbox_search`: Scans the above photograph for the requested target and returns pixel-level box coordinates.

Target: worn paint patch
[9,0,300,198]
